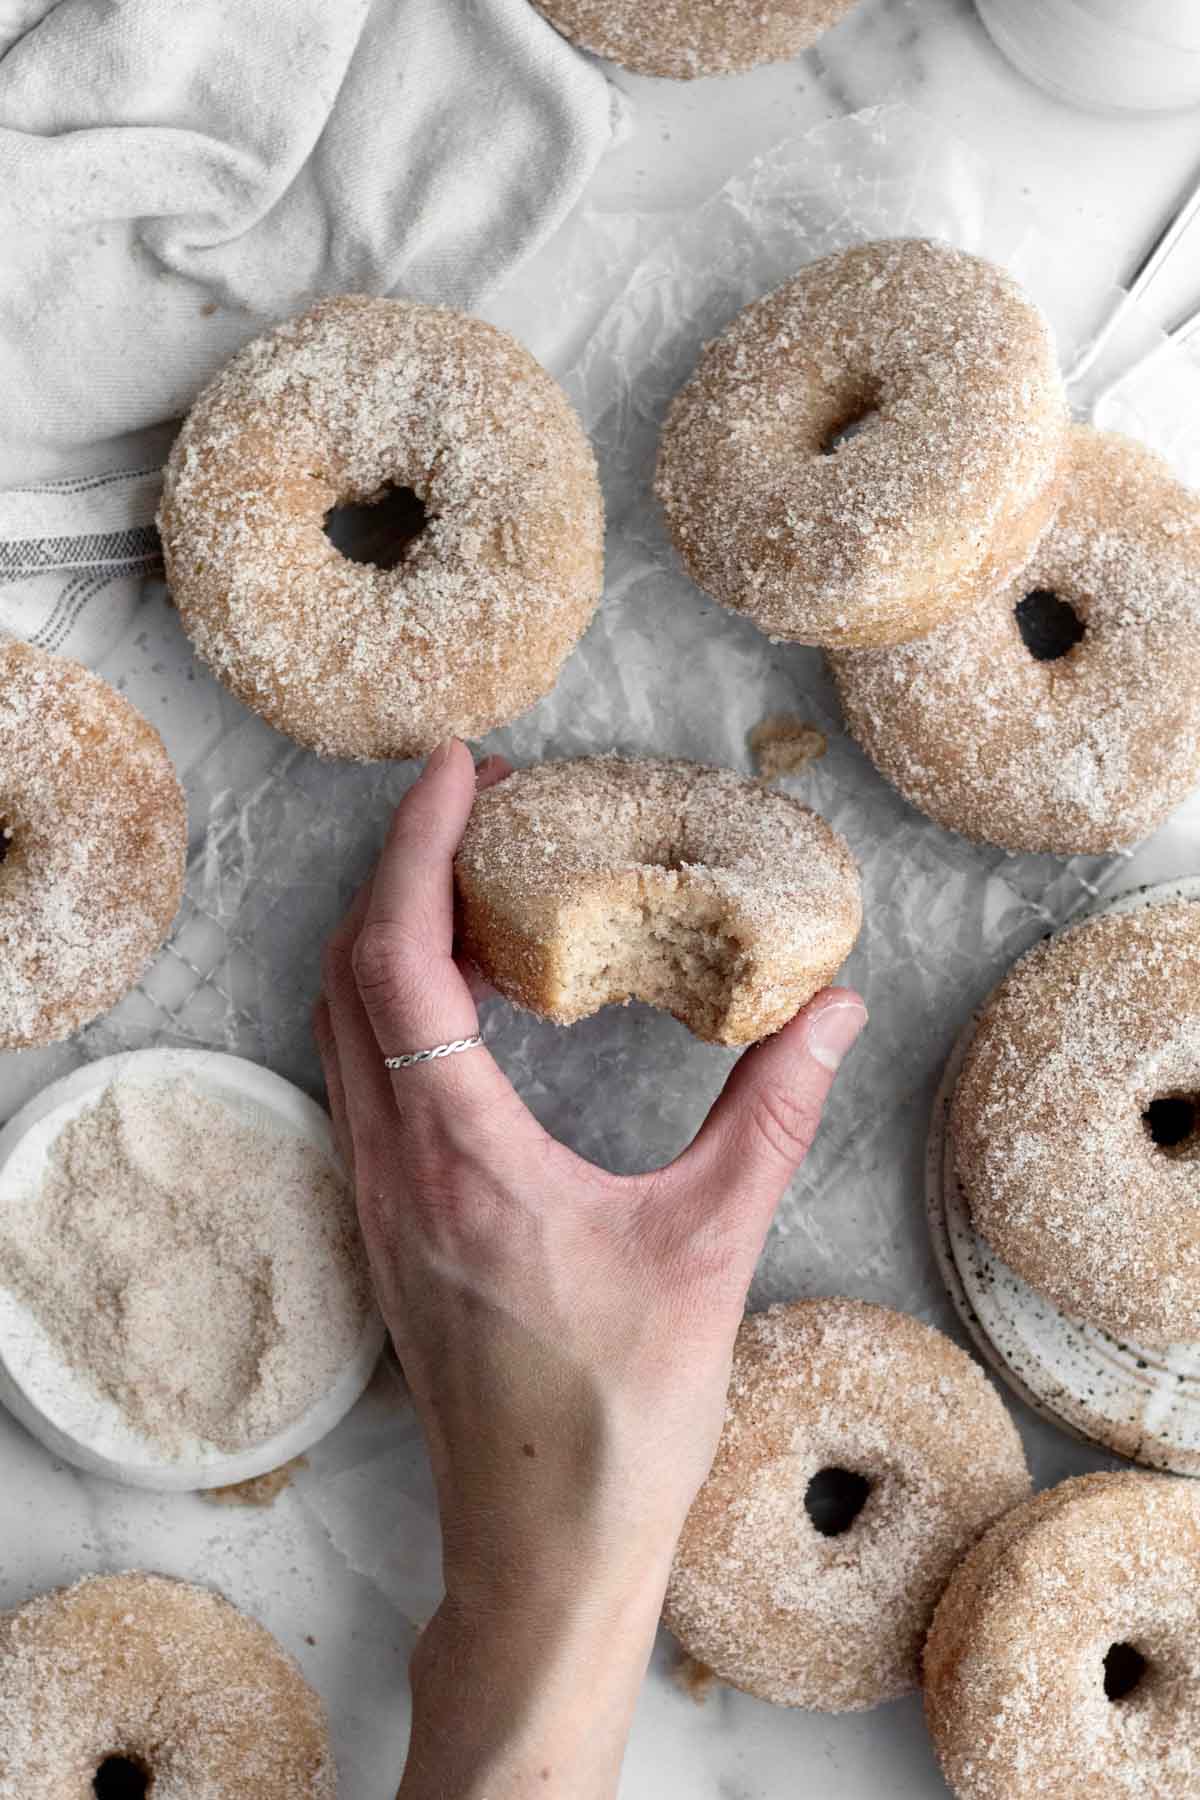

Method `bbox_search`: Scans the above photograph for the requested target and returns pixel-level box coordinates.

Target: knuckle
[351,919,423,1011]
[747,1081,823,1167]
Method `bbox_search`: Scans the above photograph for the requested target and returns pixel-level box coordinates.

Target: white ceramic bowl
[0,1048,386,1491]
[927,876,1200,1475]
[977,0,1200,113]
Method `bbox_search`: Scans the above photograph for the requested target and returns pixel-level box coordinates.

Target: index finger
[351,741,514,1116]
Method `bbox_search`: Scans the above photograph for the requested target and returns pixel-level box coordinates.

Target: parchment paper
[3,104,1200,1798]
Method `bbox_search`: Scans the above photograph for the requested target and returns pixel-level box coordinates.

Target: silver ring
[384,1035,484,1070]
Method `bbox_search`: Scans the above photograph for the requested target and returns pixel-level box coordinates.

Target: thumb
[669,987,866,1220]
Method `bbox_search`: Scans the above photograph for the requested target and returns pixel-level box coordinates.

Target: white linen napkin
[0,0,616,661]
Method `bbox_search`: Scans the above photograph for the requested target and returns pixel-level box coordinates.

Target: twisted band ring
[384,1036,484,1070]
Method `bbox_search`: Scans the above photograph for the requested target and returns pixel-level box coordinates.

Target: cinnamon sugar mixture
[0,1079,369,1455]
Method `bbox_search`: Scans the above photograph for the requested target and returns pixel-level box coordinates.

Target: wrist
[402,1552,669,1799]
[441,1509,679,1621]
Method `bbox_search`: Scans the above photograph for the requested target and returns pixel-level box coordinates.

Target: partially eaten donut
[454,755,862,1047]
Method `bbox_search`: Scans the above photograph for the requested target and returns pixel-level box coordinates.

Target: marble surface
[3,3,1200,1795]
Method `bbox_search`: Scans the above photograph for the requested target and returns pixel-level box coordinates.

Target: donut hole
[1143,1093,1200,1157]
[0,817,10,865]
[821,406,882,456]
[1014,589,1085,662]
[323,483,429,571]
[804,1466,871,1537]
[1103,1642,1148,1703]
[93,1755,152,1799]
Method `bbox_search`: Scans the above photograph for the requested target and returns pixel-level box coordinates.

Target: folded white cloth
[0,0,615,662]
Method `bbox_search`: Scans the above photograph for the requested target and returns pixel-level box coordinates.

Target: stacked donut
[950,898,1200,1348]
[657,238,1068,650]
[655,238,1200,857]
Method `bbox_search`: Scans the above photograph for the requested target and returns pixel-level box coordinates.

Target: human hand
[315,740,865,1798]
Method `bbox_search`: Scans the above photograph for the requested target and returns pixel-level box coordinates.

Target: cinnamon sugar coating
[454,755,862,1047]
[0,1572,335,1797]
[664,1300,1030,1711]
[159,296,604,761]
[832,428,1200,855]
[0,639,186,1051]
[656,239,1066,648]
[531,0,861,78]
[951,900,1200,1347]
[925,1473,1200,1800]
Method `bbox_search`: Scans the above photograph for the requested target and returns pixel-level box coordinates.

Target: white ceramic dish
[976,0,1200,114]
[0,1048,386,1492]
[927,875,1200,1476]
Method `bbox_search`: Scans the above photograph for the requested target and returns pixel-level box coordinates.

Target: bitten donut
[159,296,604,760]
[664,1300,1031,1711]
[454,755,862,1046]
[530,0,862,79]
[926,1472,1200,1800]
[0,1571,335,1796]
[0,639,186,1051]
[952,900,1200,1347]
[832,428,1200,854]
[656,239,1066,648]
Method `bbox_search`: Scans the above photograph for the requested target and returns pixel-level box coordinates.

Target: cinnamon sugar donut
[832,429,1200,855]
[656,239,1067,648]
[951,900,1200,1347]
[159,296,604,761]
[0,1571,335,1796]
[925,1472,1200,1799]
[664,1300,1030,1711]
[454,755,862,1046]
[0,639,186,1051]
[530,0,862,78]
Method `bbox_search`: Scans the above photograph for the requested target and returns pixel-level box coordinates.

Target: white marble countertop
[3,3,1200,1795]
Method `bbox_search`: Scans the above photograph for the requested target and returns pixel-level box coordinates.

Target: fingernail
[808,999,867,1072]
[424,739,455,776]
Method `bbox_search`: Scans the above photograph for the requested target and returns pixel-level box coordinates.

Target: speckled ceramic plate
[927,875,1200,1475]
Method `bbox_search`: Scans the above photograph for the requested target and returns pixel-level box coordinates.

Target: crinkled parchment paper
[4,105,1200,1797]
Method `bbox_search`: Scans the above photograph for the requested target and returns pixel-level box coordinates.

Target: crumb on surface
[749,714,828,784]
[673,1650,718,1704]
[205,1455,308,1508]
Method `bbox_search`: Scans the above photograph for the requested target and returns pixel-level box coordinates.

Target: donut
[0,1571,335,1796]
[951,900,1200,1347]
[159,296,604,761]
[664,1299,1031,1711]
[831,428,1200,854]
[454,754,862,1046]
[0,638,186,1051]
[530,0,862,79]
[655,239,1067,648]
[925,1471,1200,1799]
